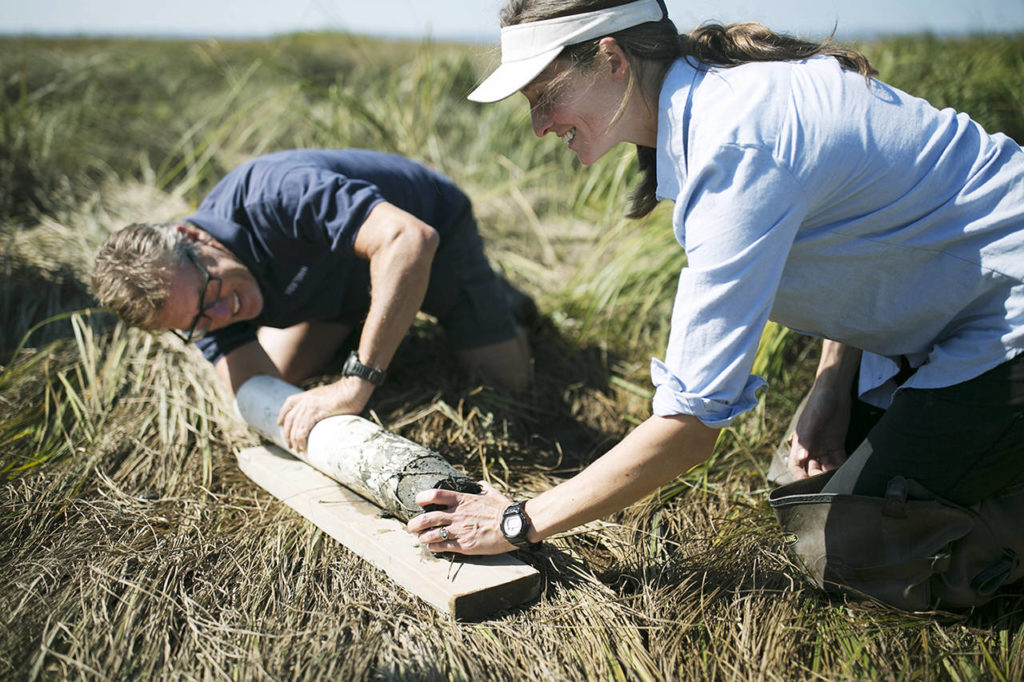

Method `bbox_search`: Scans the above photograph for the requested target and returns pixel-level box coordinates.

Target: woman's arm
[787,339,861,479]
[407,413,721,555]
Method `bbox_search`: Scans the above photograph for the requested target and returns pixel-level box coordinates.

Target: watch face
[502,515,524,537]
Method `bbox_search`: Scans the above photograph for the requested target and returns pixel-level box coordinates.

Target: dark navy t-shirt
[189,149,471,364]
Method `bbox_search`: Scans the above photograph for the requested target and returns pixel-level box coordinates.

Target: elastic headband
[467,0,666,103]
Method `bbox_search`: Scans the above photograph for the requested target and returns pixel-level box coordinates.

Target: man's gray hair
[91,222,192,329]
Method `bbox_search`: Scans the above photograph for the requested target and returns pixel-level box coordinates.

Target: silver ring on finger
[439,527,449,541]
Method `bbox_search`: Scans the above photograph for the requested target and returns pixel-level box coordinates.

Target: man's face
[156,242,263,338]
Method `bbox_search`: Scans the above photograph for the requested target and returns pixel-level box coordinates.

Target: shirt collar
[655,57,701,202]
[186,212,264,277]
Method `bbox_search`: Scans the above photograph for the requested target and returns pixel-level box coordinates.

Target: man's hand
[277,377,374,452]
[406,481,517,555]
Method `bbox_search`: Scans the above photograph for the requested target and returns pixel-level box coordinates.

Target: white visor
[467,0,666,103]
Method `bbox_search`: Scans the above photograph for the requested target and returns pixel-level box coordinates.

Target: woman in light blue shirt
[406,0,1024,609]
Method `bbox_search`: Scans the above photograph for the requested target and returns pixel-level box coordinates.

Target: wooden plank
[237,445,541,620]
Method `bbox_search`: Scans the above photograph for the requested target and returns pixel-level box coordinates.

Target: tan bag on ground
[769,470,1024,611]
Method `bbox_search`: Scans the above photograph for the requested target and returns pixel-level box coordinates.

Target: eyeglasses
[170,249,222,344]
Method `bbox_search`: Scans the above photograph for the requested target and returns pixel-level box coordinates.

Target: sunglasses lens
[203,279,222,311]
[192,316,212,341]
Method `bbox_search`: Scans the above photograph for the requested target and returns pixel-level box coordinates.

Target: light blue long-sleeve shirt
[653,56,1024,427]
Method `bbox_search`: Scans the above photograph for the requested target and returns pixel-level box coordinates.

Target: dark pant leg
[823,352,1024,506]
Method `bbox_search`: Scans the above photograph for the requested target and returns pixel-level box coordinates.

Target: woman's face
[521,57,632,165]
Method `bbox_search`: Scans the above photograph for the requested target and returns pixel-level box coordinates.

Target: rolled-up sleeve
[652,358,766,427]
[652,143,807,427]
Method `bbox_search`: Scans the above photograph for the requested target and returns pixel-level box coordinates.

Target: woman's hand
[787,383,851,479]
[787,340,860,479]
[406,481,517,555]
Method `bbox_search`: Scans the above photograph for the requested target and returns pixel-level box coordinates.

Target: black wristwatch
[501,501,536,549]
[342,351,387,387]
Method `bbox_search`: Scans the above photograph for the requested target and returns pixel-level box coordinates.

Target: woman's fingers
[406,484,516,555]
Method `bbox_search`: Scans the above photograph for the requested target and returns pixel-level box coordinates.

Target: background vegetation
[2,29,1024,680]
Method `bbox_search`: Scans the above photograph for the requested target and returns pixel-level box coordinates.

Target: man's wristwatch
[342,351,387,387]
[500,501,537,549]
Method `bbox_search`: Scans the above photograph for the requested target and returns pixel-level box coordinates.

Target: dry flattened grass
[4,211,1024,681]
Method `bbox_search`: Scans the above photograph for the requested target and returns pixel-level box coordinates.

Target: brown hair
[499,0,876,218]
[91,222,190,329]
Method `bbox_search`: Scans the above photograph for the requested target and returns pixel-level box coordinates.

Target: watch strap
[342,351,387,387]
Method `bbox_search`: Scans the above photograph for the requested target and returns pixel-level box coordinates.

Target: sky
[2,0,1024,42]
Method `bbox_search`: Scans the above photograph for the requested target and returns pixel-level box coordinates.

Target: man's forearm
[349,202,439,377]
[355,234,435,372]
[215,341,282,395]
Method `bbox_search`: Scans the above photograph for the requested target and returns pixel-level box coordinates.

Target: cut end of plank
[237,445,541,620]
[448,567,543,620]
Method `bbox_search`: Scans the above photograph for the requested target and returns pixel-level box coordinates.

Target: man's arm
[347,200,440,387]
[276,201,439,452]
[214,340,282,394]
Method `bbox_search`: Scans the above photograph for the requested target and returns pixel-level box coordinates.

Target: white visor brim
[466,0,665,103]
[467,46,563,103]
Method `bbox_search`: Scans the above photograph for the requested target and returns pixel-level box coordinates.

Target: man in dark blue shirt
[93,149,532,451]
